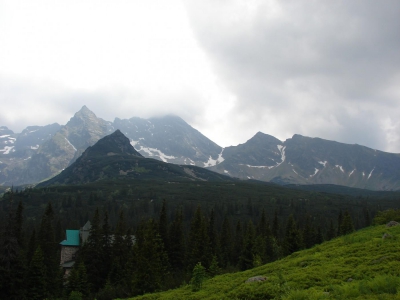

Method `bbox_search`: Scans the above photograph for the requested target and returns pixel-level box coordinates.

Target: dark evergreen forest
[1,179,400,299]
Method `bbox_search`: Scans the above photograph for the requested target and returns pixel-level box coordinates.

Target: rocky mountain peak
[68,105,100,126]
[83,130,143,158]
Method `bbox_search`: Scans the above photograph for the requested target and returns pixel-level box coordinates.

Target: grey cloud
[0,76,207,133]
[184,0,400,151]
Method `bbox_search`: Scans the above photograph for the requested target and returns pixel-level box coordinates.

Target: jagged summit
[83,129,143,158]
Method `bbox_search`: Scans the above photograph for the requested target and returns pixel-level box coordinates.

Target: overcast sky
[1,0,399,152]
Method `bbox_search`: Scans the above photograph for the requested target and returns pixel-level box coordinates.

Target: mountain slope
[114,115,222,166]
[131,223,400,299]
[209,133,400,191]
[0,124,61,185]
[38,130,232,186]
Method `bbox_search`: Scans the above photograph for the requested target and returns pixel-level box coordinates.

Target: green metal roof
[60,230,80,246]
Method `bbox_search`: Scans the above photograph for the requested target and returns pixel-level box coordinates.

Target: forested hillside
[1,179,400,299]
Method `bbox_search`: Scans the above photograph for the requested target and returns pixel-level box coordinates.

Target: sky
[1,0,400,153]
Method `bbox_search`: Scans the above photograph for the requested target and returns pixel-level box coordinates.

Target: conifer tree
[239,220,256,270]
[337,210,343,236]
[219,216,233,268]
[233,220,244,266]
[159,199,169,254]
[168,207,185,272]
[0,201,27,300]
[339,211,355,235]
[303,215,316,249]
[187,206,211,270]
[110,211,132,288]
[208,208,219,256]
[26,229,37,264]
[81,208,104,292]
[101,210,112,282]
[132,219,169,295]
[38,202,60,297]
[27,247,46,300]
[326,219,336,240]
[67,261,88,297]
[272,210,279,239]
[284,214,302,255]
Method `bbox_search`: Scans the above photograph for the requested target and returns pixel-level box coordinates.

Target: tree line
[0,193,361,300]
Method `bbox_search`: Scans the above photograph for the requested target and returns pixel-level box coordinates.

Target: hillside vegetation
[128,223,400,300]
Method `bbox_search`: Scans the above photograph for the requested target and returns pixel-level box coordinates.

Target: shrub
[373,209,400,225]
[359,275,399,295]
[190,262,207,292]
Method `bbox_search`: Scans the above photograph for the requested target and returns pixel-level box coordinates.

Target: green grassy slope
[127,224,400,300]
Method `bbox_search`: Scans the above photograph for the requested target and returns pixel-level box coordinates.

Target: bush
[373,209,400,225]
[68,291,83,300]
[190,262,207,292]
[359,275,399,295]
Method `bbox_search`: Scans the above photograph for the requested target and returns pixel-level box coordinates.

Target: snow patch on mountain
[204,149,225,167]
[31,145,39,150]
[65,138,77,151]
[310,168,319,177]
[368,168,375,180]
[184,158,196,166]
[130,140,139,147]
[349,169,356,177]
[318,161,327,167]
[240,164,271,169]
[0,146,14,154]
[204,156,218,167]
[138,146,176,163]
[277,145,286,165]
[335,165,345,173]
[217,149,225,164]
[0,135,10,138]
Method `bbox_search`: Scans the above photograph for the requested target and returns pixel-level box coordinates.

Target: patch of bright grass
[125,225,400,300]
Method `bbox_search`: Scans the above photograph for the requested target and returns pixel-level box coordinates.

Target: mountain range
[2,106,400,190]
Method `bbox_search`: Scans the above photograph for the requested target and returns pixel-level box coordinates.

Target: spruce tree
[208,209,219,256]
[303,215,316,249]
[233,220,243,266]
[110,211,132,289]
[219,216,233,268]
[326,219,336,241]
[187,206,211,270]
[81,208,104,292]
[38,202,60,297]
[239,220,256,270]
[339,211,355,235]
[132,219,168,295]
[27,247,46,300]
[0,202,27,300]
[159,200,169,254]
[272,210,279,239]
[284,214,302,255]
[168,207,185,272]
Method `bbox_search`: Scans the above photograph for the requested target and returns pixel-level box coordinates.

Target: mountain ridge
[2,106,400,190]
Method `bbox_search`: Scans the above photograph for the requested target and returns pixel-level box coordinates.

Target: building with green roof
[60,221,91,276]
